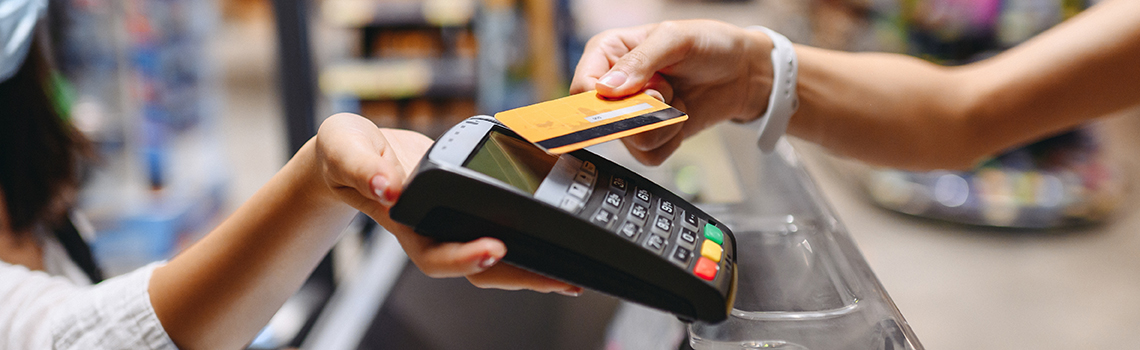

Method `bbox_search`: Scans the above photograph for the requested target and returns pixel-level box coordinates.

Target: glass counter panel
[594,124,922,350]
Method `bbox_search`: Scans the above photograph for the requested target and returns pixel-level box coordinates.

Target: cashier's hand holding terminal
[572,0,1140,170]
[316,114,580,296]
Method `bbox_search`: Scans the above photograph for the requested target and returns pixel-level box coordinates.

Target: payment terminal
[390,116,737,323]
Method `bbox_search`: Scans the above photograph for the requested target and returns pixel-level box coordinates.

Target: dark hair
[0,36,89,236]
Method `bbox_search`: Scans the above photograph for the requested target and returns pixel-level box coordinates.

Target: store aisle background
[208,1,1140,349]
[215,2,287,210]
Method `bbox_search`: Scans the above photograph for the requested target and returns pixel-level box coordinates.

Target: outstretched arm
[148,114,576,349]
[572,0,1140,170]
[791,0,1140,169]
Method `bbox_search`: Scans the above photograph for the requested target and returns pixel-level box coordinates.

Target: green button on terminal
[703,223,724,245]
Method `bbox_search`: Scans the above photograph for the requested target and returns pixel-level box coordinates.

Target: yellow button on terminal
[700,240,722,263]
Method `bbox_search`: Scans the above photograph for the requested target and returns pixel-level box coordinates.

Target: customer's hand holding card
[494,91,687,154]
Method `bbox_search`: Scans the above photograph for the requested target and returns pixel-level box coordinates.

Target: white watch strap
[746,26,798,153]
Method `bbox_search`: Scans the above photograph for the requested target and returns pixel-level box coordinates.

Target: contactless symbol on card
[494,91,688,154]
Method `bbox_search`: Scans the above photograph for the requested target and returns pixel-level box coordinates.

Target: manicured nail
[478,255,498,269]
[598,71,627,89]
[557,286,583,297]
[371,175,394,206]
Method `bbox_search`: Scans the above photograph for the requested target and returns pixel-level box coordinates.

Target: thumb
[596,24,688,98]
[317,113,409,208]
[347,131,409,208]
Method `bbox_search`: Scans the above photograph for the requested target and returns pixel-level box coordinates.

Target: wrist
[741,29,775,124]
[742,26,799,153]
[295,137,355,210]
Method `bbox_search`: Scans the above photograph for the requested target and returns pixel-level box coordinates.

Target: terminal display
[464,131,558,194]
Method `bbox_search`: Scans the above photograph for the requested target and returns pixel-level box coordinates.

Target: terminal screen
[465,131,560,194]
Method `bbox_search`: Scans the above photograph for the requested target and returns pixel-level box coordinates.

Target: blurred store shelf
[319,58,475,100]
[321,0,477,28]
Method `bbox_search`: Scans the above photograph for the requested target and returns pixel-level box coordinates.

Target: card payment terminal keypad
[554,160,729,282]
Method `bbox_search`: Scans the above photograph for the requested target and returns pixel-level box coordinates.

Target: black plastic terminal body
[390,125,737,323]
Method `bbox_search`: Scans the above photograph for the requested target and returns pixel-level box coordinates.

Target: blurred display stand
[805,0,1125,228]
[56,0,228,276]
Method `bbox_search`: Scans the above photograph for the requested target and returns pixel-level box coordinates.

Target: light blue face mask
[0,0,47,83]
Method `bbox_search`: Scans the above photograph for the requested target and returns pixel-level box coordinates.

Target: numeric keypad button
[629,203,648,221]
[671,246,692,266]
[581,161,596,175]
[658,199,675,216]
[644,234,666,254]
[574,171,595,186]
[568,182,589,199]
[604,192,623,209]
[559,197,583,213]
[684,211,698,227]
[653,216,672,233]
[620,222,640,240]
[678,228,697,248]
[593,210,614,226]
[610,177,628,192]
[635,188,651,203]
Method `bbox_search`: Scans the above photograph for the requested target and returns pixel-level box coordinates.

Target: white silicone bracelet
[746,26,798,153]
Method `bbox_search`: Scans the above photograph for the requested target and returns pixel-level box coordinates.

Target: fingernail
[645,89,665,102]
[598,71,627,89]
[556,286,583,297]
[371,175,394,206]
[477,255,498,269]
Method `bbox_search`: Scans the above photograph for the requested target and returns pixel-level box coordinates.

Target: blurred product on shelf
[55,0,228,275]
[442,98,477,125]
[866,128,1124,228]
[809,0,1123,228]
[321,0,477,28]
[373,29,444,57]
[352,98,478,137]
[360,100,401,128]
[320,58,475,100]
[454,28,478,57]
[404,98,436,135]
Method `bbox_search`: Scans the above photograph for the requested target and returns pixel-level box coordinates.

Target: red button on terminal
[694,257,719,281]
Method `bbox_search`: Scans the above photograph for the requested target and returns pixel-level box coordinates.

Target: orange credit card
[494,91,688,154]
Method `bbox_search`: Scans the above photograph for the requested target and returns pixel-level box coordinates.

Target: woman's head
[1,27,88,235]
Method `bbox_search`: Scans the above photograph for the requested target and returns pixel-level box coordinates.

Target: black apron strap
[51,216,104,283]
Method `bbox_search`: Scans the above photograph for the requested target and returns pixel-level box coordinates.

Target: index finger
[570,25,655,94]
[595,21,694,98]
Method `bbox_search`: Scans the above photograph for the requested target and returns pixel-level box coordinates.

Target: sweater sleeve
[0,261,177,349]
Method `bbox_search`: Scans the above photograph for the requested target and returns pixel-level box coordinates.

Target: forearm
[787,0,1140,170]
[789,47,974,169]
[961,0,1140,157]
[149,139,356,349]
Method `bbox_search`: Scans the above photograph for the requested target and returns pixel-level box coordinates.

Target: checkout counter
[299,123,922,350]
